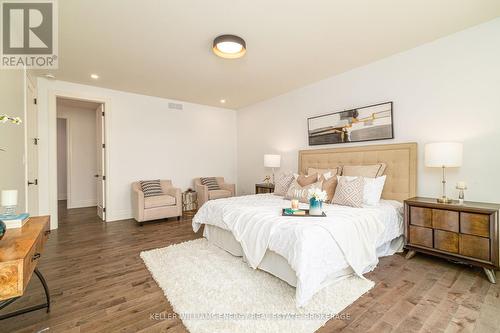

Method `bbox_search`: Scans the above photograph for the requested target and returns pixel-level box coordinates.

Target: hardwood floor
[1,203,499,333]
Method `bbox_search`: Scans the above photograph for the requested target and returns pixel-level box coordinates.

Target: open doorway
[56,97,106,221]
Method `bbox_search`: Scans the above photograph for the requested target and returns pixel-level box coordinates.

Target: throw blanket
[193,194,391,306]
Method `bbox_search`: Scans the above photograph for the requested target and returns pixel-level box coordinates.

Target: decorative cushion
[319,174,338,202]
[140,180,163,197]
[285,180,323,203]
[332,176,364,207]
[296,173,318,187]
[144,194,176,208]
[342,163,386,178]
[274,173,294,196]
[307,167,340,178]
[341,175,387,206]
[200,177,220,191]
[208,189,232,200]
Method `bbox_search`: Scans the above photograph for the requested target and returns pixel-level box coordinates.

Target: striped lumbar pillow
[140,180,163,197]
[200,177,220,191]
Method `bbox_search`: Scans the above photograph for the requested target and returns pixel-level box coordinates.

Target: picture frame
[307,102,394,146]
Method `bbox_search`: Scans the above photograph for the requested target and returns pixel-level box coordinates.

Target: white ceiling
[42,0,500,109]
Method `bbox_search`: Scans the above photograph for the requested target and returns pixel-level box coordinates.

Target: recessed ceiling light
[220,99,226,104]
[90,74,99,79]
[213,35,246,59]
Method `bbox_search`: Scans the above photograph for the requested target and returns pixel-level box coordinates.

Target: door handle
[28,179,38,186]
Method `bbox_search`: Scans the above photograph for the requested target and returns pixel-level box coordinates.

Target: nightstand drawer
[409,225,433,248]
[461,213,490,237]
[459,234,490,261]
[410,207,432,227]
[434,229,459,253]
[432,209,459,232]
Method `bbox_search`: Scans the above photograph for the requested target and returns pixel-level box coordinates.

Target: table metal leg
[0,268,50,320]
[483,268,497,284]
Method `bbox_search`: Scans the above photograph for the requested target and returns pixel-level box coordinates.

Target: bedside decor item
[404,197,500,284]
[308,188,327,216]
[307,102,393,145]
[425,142,463,204]
[456,181,467,204]
[1,190,18,216]
[264,154,281,184]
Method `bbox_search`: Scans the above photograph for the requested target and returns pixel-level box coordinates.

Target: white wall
[237,19,500,204]
[57,105,98,208]
[37,79,237,226]
[56,118,67,200]
[0,70,26,212]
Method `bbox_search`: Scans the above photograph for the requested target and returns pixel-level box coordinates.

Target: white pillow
[337,175,386,206]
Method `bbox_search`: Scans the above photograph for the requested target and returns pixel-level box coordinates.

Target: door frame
[48,90,111,229]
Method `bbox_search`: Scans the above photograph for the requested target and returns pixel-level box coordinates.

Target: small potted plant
[308,188,327,216]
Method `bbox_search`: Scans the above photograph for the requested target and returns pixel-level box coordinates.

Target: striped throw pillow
[140,180,163,197]
[200,177,220,190]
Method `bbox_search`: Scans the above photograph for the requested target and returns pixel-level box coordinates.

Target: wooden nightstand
[255,183,274,194]
[404,197,500,283]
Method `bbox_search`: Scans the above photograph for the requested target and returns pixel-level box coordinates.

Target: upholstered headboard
[298,142,417,202]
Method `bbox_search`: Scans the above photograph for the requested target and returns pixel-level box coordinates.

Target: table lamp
[264,154,281,184]
[425,142,463,204]
[1,189,18,216]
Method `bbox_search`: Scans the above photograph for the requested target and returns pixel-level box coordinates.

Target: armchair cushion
[208,190,232,200]
[140,180,163,197]
[144,194,176,209]
[200,177,220,190]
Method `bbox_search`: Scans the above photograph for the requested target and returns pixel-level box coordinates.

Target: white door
[96,105,106,220]
[26,79,39,216]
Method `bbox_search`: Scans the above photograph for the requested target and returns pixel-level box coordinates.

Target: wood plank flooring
[1,202,499,332]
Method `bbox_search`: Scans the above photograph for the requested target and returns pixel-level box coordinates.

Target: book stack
[0,213,30,229]
[283,208,306,216]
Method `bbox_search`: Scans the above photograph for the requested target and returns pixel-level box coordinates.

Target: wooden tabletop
[405,197,500,213]
[0,216,50,262]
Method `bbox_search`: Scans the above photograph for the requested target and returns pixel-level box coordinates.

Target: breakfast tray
[281,208,326,217]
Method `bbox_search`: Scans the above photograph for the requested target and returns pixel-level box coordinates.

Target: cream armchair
[194,177,235,207]
[132,180,182,225]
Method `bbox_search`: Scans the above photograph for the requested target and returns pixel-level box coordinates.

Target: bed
[193,143,417,307]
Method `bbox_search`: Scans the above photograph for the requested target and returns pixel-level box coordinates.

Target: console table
[0,216,51,320]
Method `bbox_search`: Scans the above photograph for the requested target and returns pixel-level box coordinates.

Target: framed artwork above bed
[307,101,393,146]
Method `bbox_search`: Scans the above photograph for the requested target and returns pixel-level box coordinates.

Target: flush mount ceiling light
[90,74,99,79]
[212,35,246,59]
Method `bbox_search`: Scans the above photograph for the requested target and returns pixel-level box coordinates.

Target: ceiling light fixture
[90,74,99,79]
[212,35,246,59]
[220,99,226,104]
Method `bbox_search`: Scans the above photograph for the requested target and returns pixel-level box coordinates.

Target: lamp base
[437,197,453,204]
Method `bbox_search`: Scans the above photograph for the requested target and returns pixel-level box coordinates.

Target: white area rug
[140,239,374,333]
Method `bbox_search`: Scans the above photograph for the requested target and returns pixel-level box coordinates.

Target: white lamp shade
[264,154,281,168]
[1,190,18,206]
[425,142,463,167]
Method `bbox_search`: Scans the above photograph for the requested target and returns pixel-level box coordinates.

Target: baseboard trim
[68,199,97,209]
[106,209,132,222]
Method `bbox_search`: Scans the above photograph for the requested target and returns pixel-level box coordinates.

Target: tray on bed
[282,208,326,217]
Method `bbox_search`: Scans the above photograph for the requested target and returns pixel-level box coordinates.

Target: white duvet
[192,194,403,307]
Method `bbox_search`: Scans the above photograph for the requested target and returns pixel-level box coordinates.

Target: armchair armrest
[132,188,145,222]
[195,183,209,208]
[220,182,236,196]
[164,186,182,205]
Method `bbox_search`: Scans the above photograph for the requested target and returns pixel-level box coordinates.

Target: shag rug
[140,239,374,333]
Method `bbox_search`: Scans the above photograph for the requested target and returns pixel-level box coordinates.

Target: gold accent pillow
[296,173,318,187]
